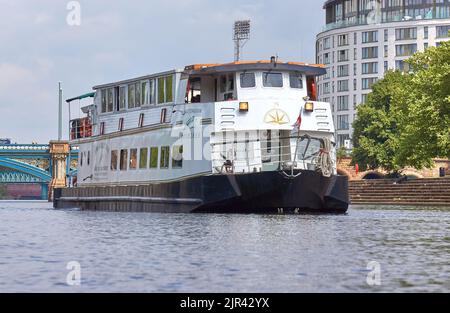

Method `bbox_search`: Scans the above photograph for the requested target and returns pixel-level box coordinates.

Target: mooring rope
[317,137,333,178]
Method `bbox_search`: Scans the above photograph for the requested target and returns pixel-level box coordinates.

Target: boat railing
[211,138,336,175]
[70,117,93,140]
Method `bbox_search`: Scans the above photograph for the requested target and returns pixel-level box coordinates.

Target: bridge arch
[0,158,51,183]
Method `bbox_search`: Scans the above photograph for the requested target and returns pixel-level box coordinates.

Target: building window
[362,77,378,90]
[323,37,331,49]
[139,148,148,169]
[107,151,118,172]
[362,47,378,59]
[337,65,349,77]
[395,44,417,56]
[436,25,450,38]
[158,75,174,104]
[395,60,413,73]
[384,61,388,72]
[150,147,159,169]
[337,134,350,148]
[337,96,349,111]
[120,149,128,171]
[384,45,388,57]
[129,149,138,170]
[337,80,349,92]
[323,52,330,64]
[424,26,429,39]
[338,49,349,62]
[337,115,349,130]
[323,82,330,94]
[338,34,349,46]
[384,29,388,42]
[240,73,256,88]
[362,62,378,74]
[172,145,183,169]
[395,28,417,40]
[160,146,170,169]
[361,94,369,104]
[362,31,378,43]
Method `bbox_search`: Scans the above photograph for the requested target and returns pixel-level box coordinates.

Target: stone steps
[349,178,450,206]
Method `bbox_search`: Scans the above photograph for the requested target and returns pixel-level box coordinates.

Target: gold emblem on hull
[264,107,290,125]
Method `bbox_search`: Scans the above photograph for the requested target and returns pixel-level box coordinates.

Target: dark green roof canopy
[66,92,95,103]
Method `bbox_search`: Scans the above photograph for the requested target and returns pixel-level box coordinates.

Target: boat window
[160,146,170,169]
[186,78,201,103]
[141,81,149,106]
[129,149,138,170]
[111,150,118,171]
[240,73,256,88]
[263,72,283,88]
[101,90,107,113]
[135,83,141,108]
[296,137,323,160]
[120,149,128,171]
[107,88,114,112]
[87,151,90,166]
[139,148,148,169]
[80,152,83,167]
[220,76,227,93]
[149,79,156,105]
[158,75,174,104]
[150,147,159,169]
[172,145,183,168]
[290,73,304,89]
[228,74,235,91]
[119,87,126,110]
[128,84,136,109]
[219,74,236,101]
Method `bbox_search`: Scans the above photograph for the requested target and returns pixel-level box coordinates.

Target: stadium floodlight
[233,20,251,61]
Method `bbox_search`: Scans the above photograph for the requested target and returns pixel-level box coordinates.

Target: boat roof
[91,60,326,91]
[185,61,326,76]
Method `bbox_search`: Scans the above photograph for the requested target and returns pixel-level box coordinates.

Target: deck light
[305,102,314,112]
[239,102,249,112]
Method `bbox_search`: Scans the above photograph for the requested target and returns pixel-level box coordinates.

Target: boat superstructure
[54,60,349,213]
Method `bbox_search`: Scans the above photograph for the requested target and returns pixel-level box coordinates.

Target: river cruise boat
[54,59,349,213]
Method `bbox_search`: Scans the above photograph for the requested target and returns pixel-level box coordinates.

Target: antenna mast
[233,20,251,62]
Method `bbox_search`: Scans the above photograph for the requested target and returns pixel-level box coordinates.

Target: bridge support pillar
[48,141,69,201]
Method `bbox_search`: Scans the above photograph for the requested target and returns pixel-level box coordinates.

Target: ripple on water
[0,202,449,292]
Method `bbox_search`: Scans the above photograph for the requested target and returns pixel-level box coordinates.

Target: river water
[0,201,449,293]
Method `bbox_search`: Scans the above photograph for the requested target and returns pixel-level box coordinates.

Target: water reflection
[0,201,449,292]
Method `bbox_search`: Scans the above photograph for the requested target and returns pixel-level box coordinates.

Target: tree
[395,41,450,168]
[352,41,450,172]
[352,70,411,172]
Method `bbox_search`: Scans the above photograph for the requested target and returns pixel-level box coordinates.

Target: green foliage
[336,146,348,161]
[352,41,450,172]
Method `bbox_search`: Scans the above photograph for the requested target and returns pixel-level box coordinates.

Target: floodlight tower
[233,20,251,62]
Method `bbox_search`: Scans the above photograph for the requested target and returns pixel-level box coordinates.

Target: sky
[0,0,324,143]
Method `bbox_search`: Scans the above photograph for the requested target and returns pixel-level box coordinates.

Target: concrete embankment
[349,177,450,206]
